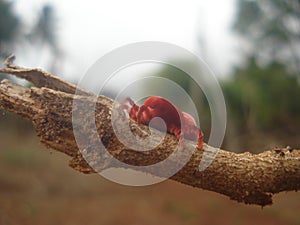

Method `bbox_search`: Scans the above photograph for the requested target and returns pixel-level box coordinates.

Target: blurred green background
[1,0,300,224]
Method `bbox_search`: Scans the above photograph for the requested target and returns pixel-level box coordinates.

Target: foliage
[0,0,20,55]
[228,0,300,133]
[233,0,300,73]
[0,1,59,80]
[27,4,59,54]
[0,0,20,80]
[223,57,300,131]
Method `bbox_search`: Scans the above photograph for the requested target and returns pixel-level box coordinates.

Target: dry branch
[0,58,300,206]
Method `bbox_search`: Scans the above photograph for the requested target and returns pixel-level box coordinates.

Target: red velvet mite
[122,96,203,149]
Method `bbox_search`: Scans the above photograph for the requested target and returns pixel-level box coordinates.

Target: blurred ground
[0,112,300,225]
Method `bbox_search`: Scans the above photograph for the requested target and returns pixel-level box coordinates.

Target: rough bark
[0,57,299,206]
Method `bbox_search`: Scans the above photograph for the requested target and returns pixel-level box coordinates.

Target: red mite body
[122,96,203,149]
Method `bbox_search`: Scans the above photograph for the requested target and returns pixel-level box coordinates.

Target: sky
[13,0,242,80]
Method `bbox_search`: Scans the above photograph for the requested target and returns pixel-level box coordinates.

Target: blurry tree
[0,0,20,57]
[234,0,300,73]
[27,4,61,73]
[0,0,20,80]
[29,5,58,50]
[221,0,300,140]
[223,57,300,131]
[0,1,60,80]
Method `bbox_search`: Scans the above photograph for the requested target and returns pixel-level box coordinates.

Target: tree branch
[0,58,299,206]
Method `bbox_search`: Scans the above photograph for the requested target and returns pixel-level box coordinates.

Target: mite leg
[123,97,135,106]
[120,97,140,121]
[120,97,135,112]
[172,127,184,150]
[136,105,152,124]
[198,130,204,150]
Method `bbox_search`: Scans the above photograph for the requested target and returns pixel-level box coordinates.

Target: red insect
[122,96,203,149]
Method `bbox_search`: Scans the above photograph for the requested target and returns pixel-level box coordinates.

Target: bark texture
[0,56,299,206]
